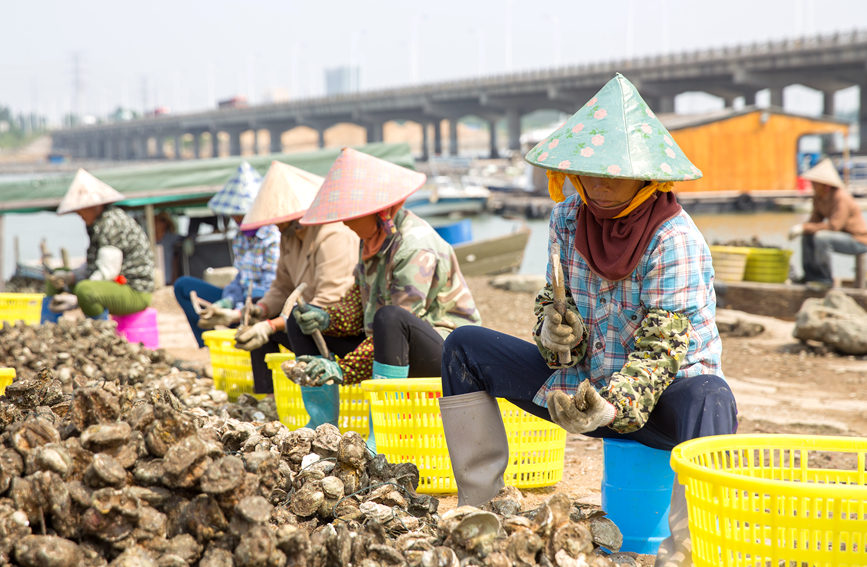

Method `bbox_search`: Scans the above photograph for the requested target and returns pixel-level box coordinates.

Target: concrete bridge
[53,29,867,161]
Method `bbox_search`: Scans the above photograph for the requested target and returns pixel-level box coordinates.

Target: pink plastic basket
[111,307,159,349]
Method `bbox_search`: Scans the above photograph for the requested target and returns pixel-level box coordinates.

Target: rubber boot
[300,383,340,429]
[366,362,409,453]
[654,475,693,566]
[439,391,509,506]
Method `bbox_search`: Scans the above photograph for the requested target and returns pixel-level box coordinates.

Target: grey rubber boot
[654,475,693,566]
[439,391,509,506]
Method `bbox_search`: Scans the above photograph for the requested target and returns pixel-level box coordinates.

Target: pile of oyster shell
[0,319,638,566]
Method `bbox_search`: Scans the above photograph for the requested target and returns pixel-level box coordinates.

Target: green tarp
[0,142,416,214]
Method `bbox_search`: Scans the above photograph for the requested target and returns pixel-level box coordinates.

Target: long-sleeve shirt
[86,207,154,293]
[806,187,867,245]
[322,209,481,384]
[533,194,722,433]
[221,225,281,309]
[257,223,359,318]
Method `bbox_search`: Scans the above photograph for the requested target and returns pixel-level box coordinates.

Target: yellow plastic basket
[202,329,258,401]
[362,378,566,494]
[671,434,867,567]
[0,368,15,397]
[708,246,749,284]
[265,353,369,438]
[0,293,44,326]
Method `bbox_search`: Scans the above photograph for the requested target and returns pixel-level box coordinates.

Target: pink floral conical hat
[299,147,427,225]
[57,169,125,215]
[240,161,324,229]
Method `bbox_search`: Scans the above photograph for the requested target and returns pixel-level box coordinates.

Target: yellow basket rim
[265,352,294,364]
[360,377,442,393]
[672,433,867,495]
[0,368,15,377]
[0,292,45,299]
[202,329,239,341]
[709,245,752,255]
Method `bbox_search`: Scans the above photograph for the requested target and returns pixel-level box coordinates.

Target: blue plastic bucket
[40,296,62,324]
[601,438,675,554]
[434,219,473,246]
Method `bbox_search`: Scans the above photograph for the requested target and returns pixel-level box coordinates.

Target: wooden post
[856,254,865,289]
[143,204,163,289]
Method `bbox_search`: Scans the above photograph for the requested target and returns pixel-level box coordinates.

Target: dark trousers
[372,305,444,377]
[442,325,738,451]
[249,313,365,394]
[173,276,222,348]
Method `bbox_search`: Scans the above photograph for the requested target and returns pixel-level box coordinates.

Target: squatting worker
[47,169,154,319]
[174,161,280,347]
[437,74,737,567]
[295,148,481,450]
[788,157,867,288]
[230,161,358,417]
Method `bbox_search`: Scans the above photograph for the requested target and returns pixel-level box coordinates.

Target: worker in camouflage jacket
[295,148,480,450]
[47,169,154,318]
[438,74,737,567]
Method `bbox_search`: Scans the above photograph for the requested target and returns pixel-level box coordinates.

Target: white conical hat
[57,169,125,215]
[800,158,844,189]
[239,161,324,229]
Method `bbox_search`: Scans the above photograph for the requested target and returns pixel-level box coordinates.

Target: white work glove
[788,224,805,241]
[246,303,268,325]
[197,305,241,329]
[49,292,79,313]
[540,304,584,355]
[234,320,275,351]
[547,380,616,434]
[89,246,123,281]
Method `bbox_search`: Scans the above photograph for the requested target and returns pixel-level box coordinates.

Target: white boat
[405,176,491,217]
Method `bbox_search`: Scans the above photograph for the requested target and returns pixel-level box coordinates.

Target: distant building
[325,66,359,96]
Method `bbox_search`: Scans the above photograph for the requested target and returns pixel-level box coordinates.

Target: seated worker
[293,148,481,448]
[47,169,154,319]
[789,157,867,288]
[230,161,358,418]
[437,74,737,567]
[154,210,182,285]
[173,161,280,348]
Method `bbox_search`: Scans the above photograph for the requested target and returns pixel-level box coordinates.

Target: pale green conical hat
[524,73,701,182]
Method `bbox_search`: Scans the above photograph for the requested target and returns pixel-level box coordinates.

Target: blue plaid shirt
[533,194,723,406]
[221,225,281,308]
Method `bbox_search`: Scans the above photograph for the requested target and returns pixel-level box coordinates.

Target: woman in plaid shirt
[438,74,737,567]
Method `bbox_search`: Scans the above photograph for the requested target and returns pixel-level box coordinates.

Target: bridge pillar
[859,84,867,152]
[192,133,201,159]
[488,119,499,159]
[118,138,130,161]
[506,108,521,152]
[210,130,220,158]
[228,130,243,156]
[769,88,784,108]
[433,120,443,155]
[822,90,836,116]
[269,128,284,153]
[420,122,429,162]
[448,118,459,156]
[365,123,383,144]
[743,91,757,107]
[88,138,99,159]
[134,137,147,160]
[317,128,327,148]
[173,134,183,159]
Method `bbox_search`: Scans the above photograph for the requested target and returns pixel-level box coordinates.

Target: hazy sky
[3,0,866,123]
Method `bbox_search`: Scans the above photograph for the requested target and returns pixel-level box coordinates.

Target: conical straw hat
[800,158,844,189]
[299,148,427,225]
[207,161,263,215]
[240,161,324,229]
[525,73,702,181]
[56,169,125,215]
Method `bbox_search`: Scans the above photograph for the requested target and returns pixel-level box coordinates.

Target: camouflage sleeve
[322,285,364,337]
[532,284,587,369]
[337,336,374,385]
[388,248,436,317]
[599,308,692,433]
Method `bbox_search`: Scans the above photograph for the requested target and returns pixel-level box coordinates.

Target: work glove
[540,304,584,355]
[197,305,241,329]
[284,355,343,386]
[49,292,79,313]
[233,320,275,351]
[246,303,268,325]
[293,305,330,335]
[547,380,616,434]
[213,298,234,309]
[47,270,75,292]
[788,223,805,241]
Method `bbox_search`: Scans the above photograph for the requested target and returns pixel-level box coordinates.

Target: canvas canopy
[0,142,416,215]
